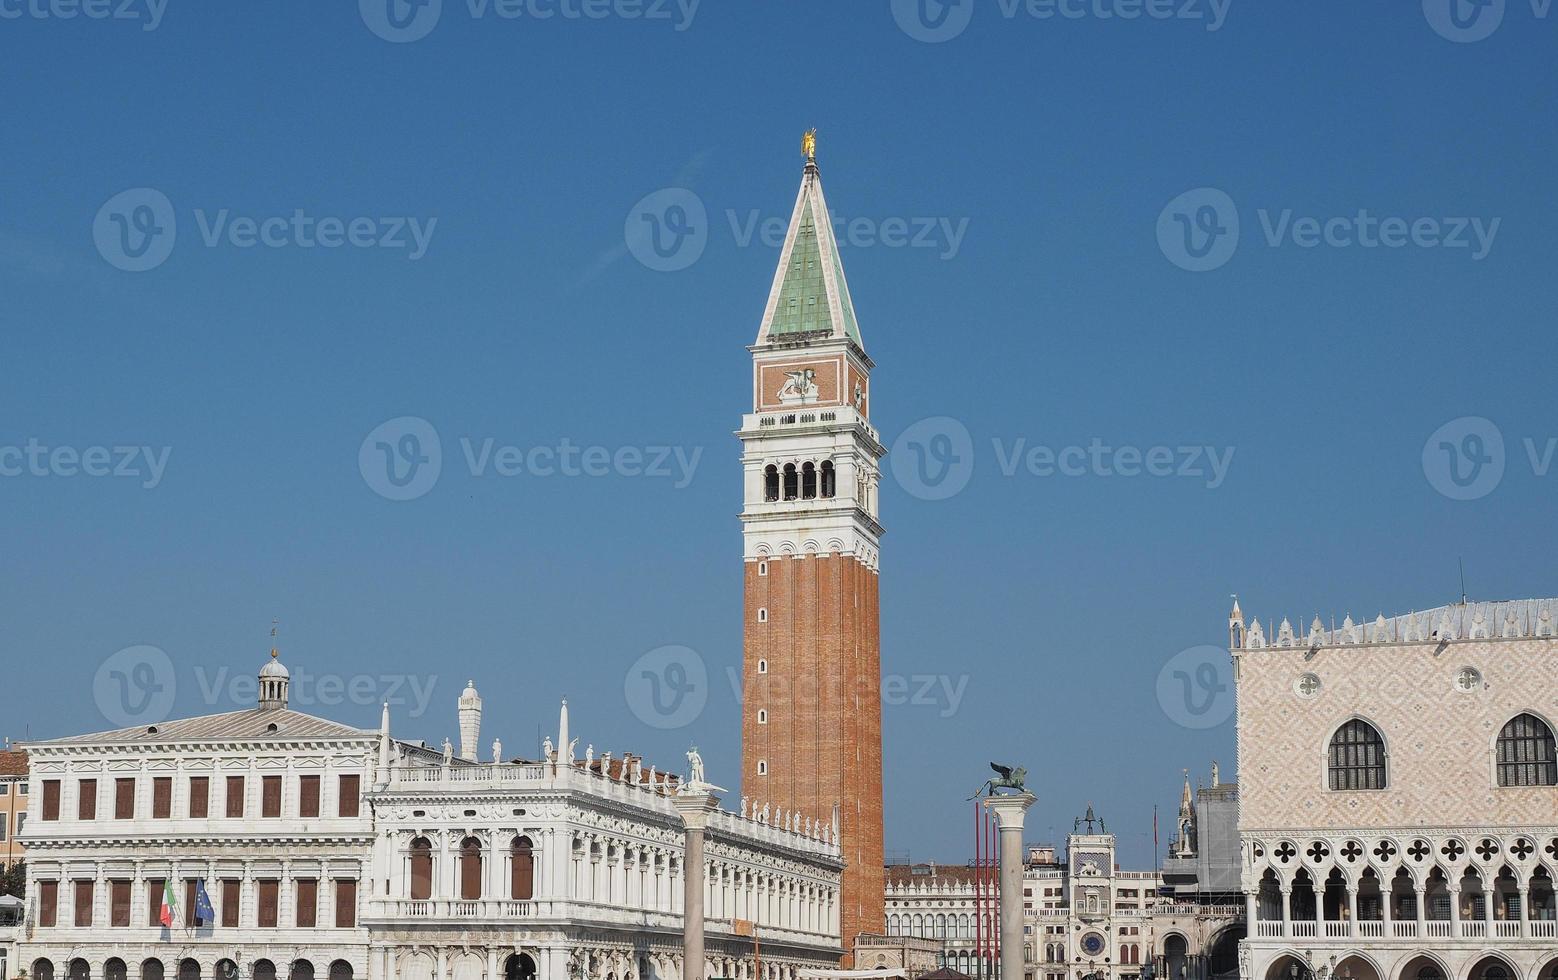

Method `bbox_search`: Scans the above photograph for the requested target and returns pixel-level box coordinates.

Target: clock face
[1080,933,1106,956]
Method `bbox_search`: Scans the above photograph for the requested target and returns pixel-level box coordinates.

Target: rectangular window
[42,780,60,821]
[114,778,135,819]
[257,879,279,928]
[153,777,172,819]
[188,776,209,818]
[337,774,360,817]
[39,880,58,927]
[111,880,132,927]
[147,879,166,927]
[295,878,318,927]
[222,879,240,928]
[298,775,320,818]
[335,879,357,928]
[77,779,98,821]
[74,880,94,927]
[184,880,198,928]
[225,776,244,818]
[262,776,282,818]
[0,813,8,842]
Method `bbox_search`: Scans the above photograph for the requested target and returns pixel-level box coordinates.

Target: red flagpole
[974,799,983,978]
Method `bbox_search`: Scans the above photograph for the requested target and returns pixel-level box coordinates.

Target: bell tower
[738,133,886,960]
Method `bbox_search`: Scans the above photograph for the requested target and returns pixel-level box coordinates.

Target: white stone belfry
[259,648,289,710]
[458,679,482,762]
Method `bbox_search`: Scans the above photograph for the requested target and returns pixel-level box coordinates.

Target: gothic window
[764,465,779,502]
[802,462,817,500]
[1329,719,1387,790]
[460,837,483,900]
[409,837,433,900]
[820,461,836,498]
[1497,713,1557,787]
[782,464,798,501]
[511,835,535,900]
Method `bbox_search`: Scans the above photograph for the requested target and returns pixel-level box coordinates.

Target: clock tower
[738,136,886,959]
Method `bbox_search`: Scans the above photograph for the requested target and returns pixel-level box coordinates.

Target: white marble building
[16,650,844,980]
[1233,597,1558,980]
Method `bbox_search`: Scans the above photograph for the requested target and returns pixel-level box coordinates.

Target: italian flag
[159,880,177,927]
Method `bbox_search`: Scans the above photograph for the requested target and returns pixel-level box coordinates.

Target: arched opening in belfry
[782,463,798,501]
[763,465,779,501]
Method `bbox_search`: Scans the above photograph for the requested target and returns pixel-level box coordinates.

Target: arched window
[289,963,314,980]
[820,461,835,498]
[178,960,200,980]
[1329,719,1387,790]
[1497,714,1557,786]
[328,964,353,980]
[35,961,55,980]
[142,961,165,980]
[782,464,798,501]
[511,835,535,900]
[409,837,433,900]
[251,963,276,980]
[214,964,237,980]
[107,960,128,980]
[69,960,90,980]
[801,462,817,500]
[763,465,779,502]
[460,837,483,900]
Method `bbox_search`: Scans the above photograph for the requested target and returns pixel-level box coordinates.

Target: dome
[260,649,289,679]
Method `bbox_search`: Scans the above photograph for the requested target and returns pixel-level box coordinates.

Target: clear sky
[2,0,1554,869]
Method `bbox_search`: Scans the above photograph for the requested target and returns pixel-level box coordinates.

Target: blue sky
[2,1,1554,868]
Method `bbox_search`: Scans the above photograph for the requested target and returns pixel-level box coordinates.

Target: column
[673,791,718,980]
[1280,887,1292,938]
[1519,885,1531,938]
[1415,884,1426,937]
[1245,890,1257,935]
[1347,883,1358,936]
[983,793,1035,980]
[1381,879,1393,932]
[1449,885,1461,933]
[1484,885,1495,934]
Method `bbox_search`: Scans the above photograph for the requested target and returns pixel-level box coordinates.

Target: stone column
[1519,885,1531,937]
[984,793,1035,980]
[673,792,718,980]
[1414,884,1426,937]
[1280,887,1292,938]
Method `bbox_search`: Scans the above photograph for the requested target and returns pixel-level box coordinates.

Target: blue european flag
[193,879,215,925]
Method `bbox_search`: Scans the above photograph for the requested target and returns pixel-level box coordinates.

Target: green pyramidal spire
[756,153,863,349]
